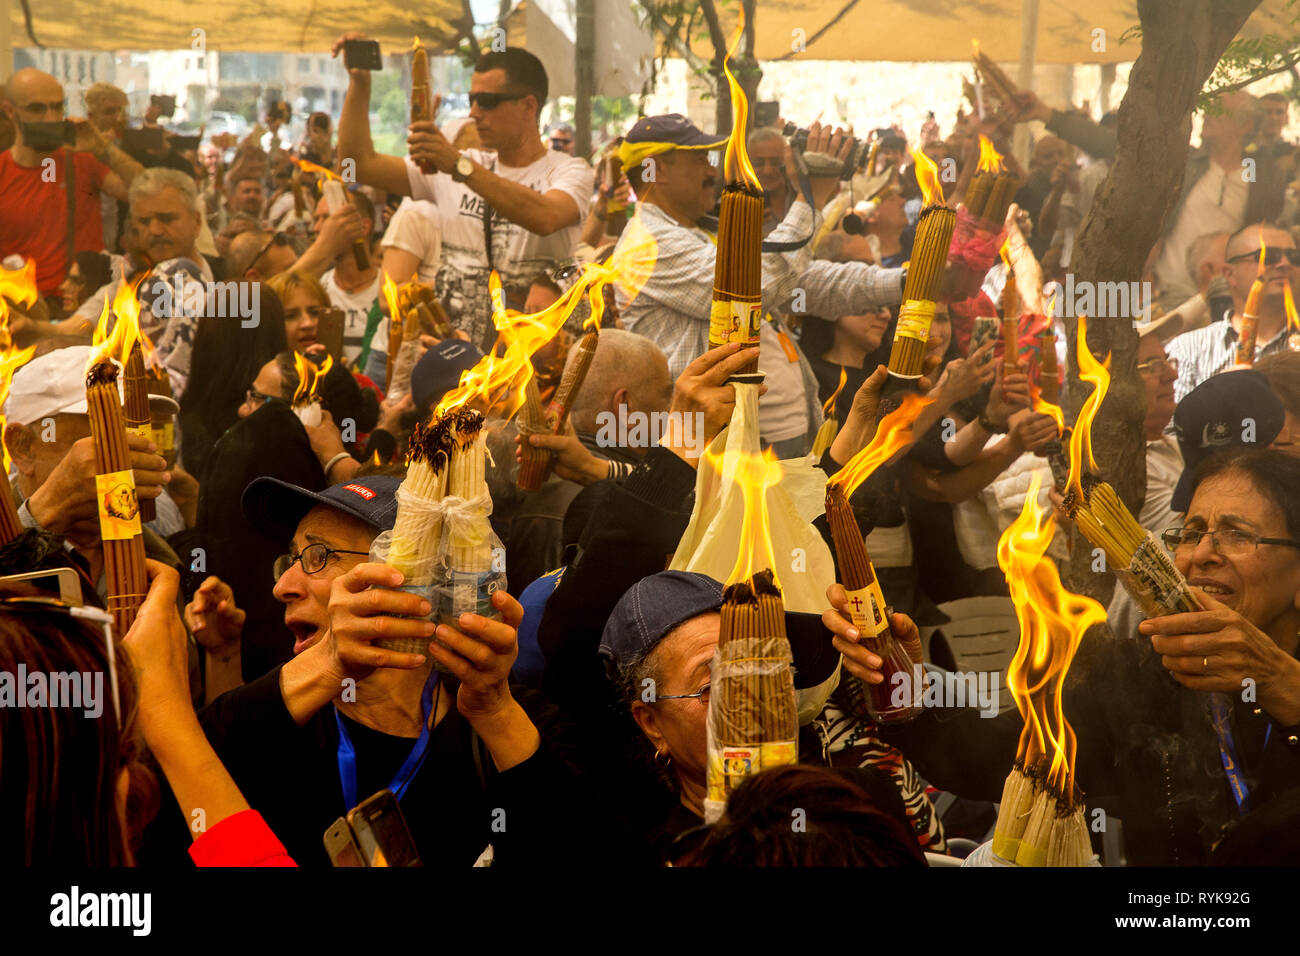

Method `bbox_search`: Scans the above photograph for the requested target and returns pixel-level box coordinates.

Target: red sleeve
[76,150,110,190]
[188,809,298,867]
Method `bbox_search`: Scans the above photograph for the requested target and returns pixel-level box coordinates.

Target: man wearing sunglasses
[334,34,593,352]
[1166,222,1297,401]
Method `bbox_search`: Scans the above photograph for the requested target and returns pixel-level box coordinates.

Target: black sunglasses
[469,91,528,110]
[247,231,291,273]
[1227,247,1300,266]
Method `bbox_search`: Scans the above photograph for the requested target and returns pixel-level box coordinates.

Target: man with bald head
[1153,91,1286,311]
[0,68,143,297]
[1166,221,1297,401]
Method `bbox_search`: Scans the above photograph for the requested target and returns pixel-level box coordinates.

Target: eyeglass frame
[1226,247,1300,266]
[469,91,529,111]
[1161,526,1300,556]
[247,231,291,275]
[245,387,288,408]
[1136,355,1179,375]
[273,543,370,581]
[653,682,711,703]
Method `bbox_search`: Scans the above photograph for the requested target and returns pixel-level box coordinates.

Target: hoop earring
[654,749,673,770]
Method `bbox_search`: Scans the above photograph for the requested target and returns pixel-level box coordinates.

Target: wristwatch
[452,152,474,183]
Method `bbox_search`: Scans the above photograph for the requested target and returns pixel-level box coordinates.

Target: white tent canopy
[505,0,652,98]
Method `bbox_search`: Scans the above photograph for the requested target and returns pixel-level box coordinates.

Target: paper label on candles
[846,583,889,638]
[128,423,153,445]
[709,299,761,347]
[96,470,141,540]
[895,300,936,342]
[152,423,174,453]
[709,745,761,803]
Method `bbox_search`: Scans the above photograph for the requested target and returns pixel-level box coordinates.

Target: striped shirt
[613,200,905,380]
[1165,315,1291,403]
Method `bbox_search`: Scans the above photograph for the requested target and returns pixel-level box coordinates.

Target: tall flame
[998,472,1107,796]
[910,146,945,207]
[720,445,783,587]
[90,273,154,371]
[292,351,333,405]
[291,156,341,184]
[434,218,659,420]
[976,134,1005,174]
[0,260,39,473]
[381,271,401,325]
[1065,315,1111,498]
[721,9,759,188]
[822,365,847,417]
[1285,280,1298,333]
[829,392,933,497]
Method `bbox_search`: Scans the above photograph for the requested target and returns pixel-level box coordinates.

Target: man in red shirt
[0,68,143,298]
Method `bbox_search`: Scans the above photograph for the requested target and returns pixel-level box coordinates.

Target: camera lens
[841,214,864,235]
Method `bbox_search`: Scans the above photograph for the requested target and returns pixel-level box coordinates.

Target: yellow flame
[829,392,933,497]
[381,271,401,328]
[0,261,40,472]
[910,146,945,207]
[292,351,333,405]
[1066,315,1111,498]
[721,9,759,188]
[976,134,1005,174]
[822,365,848,418]
[0,259,39,322]
[998,472,1107,794]
[434,218,658,420]
[1285,280,1298,333]
[89,273,155,371]
[718,445,783,587]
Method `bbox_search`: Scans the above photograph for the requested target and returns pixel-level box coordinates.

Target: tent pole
[1013,0,1040,168]
[0,0,14,79]
[575,0,595,158]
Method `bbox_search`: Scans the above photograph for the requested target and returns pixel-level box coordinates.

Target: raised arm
[332,33,414,197]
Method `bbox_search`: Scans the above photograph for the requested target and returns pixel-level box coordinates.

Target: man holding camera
[334,34,593,352]
[0,68,143,297]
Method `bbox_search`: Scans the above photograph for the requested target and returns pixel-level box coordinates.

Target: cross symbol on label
[850,596,863,612]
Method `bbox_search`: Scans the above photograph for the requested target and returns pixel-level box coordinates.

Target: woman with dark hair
[59,251,113,314]
[178,283,288,486]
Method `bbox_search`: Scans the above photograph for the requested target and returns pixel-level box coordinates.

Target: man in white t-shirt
[335,36,593,351]
[314,191,389,384]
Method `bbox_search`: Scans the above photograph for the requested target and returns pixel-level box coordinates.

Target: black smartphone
[122,127,165,153]
[170,134,200,152]
[343,39,383,72]
[23,120,75,151]
[346,790,422,867]
[151,94,176,118]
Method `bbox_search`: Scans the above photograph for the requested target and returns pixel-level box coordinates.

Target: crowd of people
[1,29,1299,869]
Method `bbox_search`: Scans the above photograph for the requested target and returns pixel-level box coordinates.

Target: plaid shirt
[1166,314,1291,403]
[613,200,905,380]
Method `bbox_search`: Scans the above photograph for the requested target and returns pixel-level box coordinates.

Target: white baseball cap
[4,346,106,426]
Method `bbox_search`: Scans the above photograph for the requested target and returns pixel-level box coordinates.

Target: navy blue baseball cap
[1171,370,1284,512]
[599,570,838,691]
[241,474,401,540]
[411,340,484,414]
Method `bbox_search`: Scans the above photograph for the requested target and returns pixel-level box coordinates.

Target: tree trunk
[1063,0,1262,599]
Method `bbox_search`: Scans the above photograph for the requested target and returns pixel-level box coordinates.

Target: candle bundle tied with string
[707,20,763,376]
[410,38,434,175]
[887,149,955,380]
[987,473,1105,867]
[824,394,932,725]
[1060,317,1201,618]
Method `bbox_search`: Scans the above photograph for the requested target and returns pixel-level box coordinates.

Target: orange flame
[434,218,658,420]
[291,156,340,183]
[976,134,1005,174]
[292,351,333,405]
[1066,315,1111,498]
[0,260,39,473]
[998,472,1107,795]
[829,392,933,497]
[910,146,945,207]
[381,271,401,326]
[822,365,847,418]
[1285,280,1298,333]
[710,444,783,587]
[90,273,155,371]
[721,9,759,188]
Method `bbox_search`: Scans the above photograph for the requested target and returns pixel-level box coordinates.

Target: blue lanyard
[334,673,438,811]
[1208,692,1272,814]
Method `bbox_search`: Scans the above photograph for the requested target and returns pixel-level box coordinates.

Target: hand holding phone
[343,39,383,72]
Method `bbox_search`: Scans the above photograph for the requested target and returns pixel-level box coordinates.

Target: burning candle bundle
[123,343,156,523]
[1235,241,1268,366]
[410,38,434,175]
[294,157,371,272]
[887,149,955,379]
[809,365,847,458]
[439,407,501,631]
[1060,317,1200,618]
[290,351,333,427]
[824,394,931,724]
[396,280,453,339]
[963,135,1021,226]
[708,16,764,376]
[0,260,39,544]
[86,361,148,638]
[518,326,599,491]
[1038,329,1059,405]
[992,473,1106,866]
